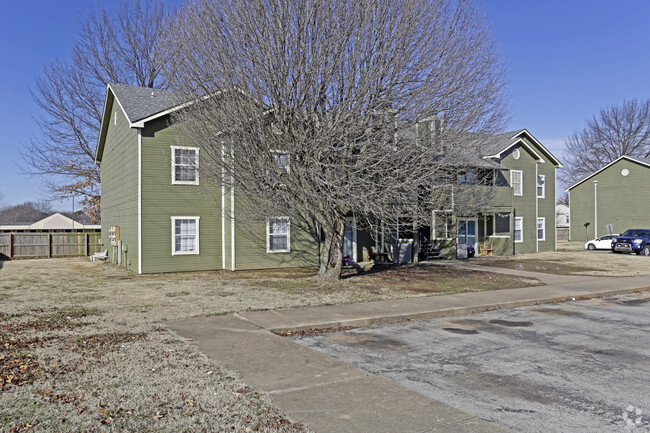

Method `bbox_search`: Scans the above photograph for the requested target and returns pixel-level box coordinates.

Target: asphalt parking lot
[293,293,650,433]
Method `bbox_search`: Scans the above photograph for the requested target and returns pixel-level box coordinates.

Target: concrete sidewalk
[166,266,650,433]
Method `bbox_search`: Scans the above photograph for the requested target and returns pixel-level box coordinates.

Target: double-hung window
[537,217,545,241]
[537,175,545,198]
[511,170,522,196]
[267,217,290,253]
[269,151,290,184]
[514,217,523,243]
[172,146,199,185]
[171,217,200,255]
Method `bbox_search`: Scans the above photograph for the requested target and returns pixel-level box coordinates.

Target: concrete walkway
[166,265,650,433]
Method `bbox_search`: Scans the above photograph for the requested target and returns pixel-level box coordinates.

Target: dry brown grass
[475,249,650,277]
[0,257,542,432]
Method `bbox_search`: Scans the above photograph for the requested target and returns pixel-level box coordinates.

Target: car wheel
[644,245,650,256]
[635,250,641,255]
[587,243,596,251]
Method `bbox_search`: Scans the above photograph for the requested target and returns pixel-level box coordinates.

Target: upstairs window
[269,151,290,184]
[457,170,477,185]
[537,175,545,198]
[267,217,290,253]
[511,170,522,196]
[172,146,199,185]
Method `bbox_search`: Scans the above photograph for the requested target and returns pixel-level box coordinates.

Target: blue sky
[1,1,650,209]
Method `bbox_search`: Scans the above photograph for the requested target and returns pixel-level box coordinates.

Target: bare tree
[24,0,174,222]
[561,98,650,187]
[0,201,53,224]
[0,192,5,211]
[169,0,510,280]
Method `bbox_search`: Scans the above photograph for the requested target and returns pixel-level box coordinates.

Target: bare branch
[560,98,650,187]
[24,0,175,221]
[168,0,510,280]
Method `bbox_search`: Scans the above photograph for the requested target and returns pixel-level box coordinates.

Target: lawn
[0,258,541,432]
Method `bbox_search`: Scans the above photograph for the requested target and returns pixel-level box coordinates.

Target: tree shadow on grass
[340,262,419,279]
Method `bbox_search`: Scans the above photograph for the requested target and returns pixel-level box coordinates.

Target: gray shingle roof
[109,83,184,123]
[462,129,526,157]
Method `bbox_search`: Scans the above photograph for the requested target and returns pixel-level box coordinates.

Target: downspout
[593,180,598,238]
[567,190,571,242]
[535,162,539,253]
[137,129,142,274]
[230,145,235,271]
[555,169,558,250]
[513,208,516,256]
[221,143,226,270]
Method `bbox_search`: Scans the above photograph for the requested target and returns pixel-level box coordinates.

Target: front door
[457,219,477,247]
[343,218,357,262]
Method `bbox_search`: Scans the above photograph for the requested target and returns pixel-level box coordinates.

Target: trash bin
[392,243,412,264]
[456,243,468,259]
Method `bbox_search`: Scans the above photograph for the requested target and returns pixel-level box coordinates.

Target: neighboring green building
[96,84,562,273]
[567,155,650,242]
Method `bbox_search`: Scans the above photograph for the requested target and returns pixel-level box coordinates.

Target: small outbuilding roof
[0,213,100,231]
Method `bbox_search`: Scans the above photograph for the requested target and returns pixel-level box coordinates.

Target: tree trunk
[317,219,346,281]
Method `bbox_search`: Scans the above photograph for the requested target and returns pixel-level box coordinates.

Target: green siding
[232,199,319,270]
[569,158,650,241]
[100,102,139,272]
[140,117,222,273]
[499,140,549,254]
[536,143,556,252]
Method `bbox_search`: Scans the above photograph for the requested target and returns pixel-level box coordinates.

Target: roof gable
[566,155,650,191]
[480,129,562,167]
[95,83,186,164]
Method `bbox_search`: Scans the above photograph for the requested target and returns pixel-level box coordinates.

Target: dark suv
[611,229,650,256]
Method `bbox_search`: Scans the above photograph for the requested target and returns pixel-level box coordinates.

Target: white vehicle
[585,234,618,250]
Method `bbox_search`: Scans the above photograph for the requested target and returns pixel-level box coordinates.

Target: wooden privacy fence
[0,233,102,259]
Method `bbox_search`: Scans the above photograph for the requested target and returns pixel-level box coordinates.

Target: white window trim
[514,217,523,243]
[271,150,290,174]
[171,146,200,186]
[171,216,200,255]
[269,150,290,185]
[511,170,523,196]
[537,174,545,198]
[537,217,546,241]
[267,217,291,253]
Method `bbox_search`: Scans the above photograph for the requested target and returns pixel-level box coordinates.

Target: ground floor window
[514,217,523,243]
[537,217,545,241]
[171,217,200,255]
[433,211,453,239]
[267,217,290,252]
[495,212,511,234]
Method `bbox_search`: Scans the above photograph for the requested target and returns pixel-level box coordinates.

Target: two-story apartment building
[96,84,561,273]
